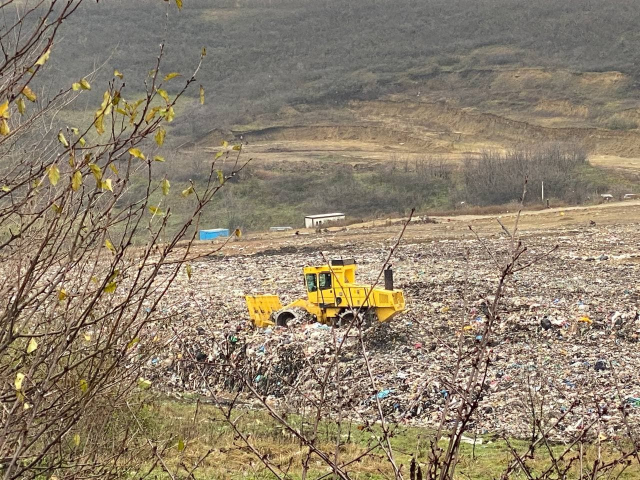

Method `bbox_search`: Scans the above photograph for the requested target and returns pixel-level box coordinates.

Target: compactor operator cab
[303,259,357,307]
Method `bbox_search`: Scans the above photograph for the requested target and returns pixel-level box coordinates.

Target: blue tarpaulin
[199,228,229,240]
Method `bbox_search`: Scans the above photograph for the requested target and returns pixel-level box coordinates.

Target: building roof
[304,213,345,219]
[200,228,229,232]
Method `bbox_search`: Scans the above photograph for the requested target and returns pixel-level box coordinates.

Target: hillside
[41,0,640,230]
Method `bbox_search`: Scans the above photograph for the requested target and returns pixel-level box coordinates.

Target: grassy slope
[136,399,640,479]
[41,0,640,232]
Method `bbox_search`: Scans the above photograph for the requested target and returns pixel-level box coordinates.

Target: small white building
[304,213,345,228]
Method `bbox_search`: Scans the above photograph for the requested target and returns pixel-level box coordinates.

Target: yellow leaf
[579,316,592,324]
[232,144,242,151]
[51,203,62,214]
[58,288,68,301]
[0,119,10,135]
[26,338,38,354]
[165,106,175,122]
[89,163,102,182]
[157,88,170,103]
[105,238,115,253]
[48,165,60,186]
[70,127,79,135]
[129,148,145,160]
[127,338,140,349]
[95,113,104,135]
[78,137,86,146]
[234,228,242,238]
[83,333,91,342]
[15,372,25,391]
[1,186,10,192]
[57,131,69,147]
[186,263,192,280]
[72,83,81,91]
[217,170,224,184]
[109,164,119,175]
[22,86,37,102]
[181,185,194,197]
[23,403,31,410]
[175,0,183,9]
[200,85,205,105]
[0,100,9,118]
[221,140,228,148]
[161,178,170,196]
[35,47,51,66]
[138,378,152,390]
[104,282,117,294]
[177,438,185,451]
[80,78,91,90]
[164,72,181,81]
[154,155,165,162]
[73,434,80,447]
[201,47,207,57]
[16,97,25,115]
[114,70,124,79]
[72,171,82,191]
[145,107,160,123]
[79,379,88,393]
[101,178,113,192]
[149,205,164,216]
[155,128,166,146]
[215,151,224,160]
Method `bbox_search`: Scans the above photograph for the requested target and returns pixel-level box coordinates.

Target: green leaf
[155,128,166,146]
[22,86,36,102]
[15,372,24,391]
[157,89,170,103]
[101,179,113,192]
[79,379,89,393]
[129,148,145,160]
[105,238,115,253]
[177,438,185,452]
[104,282,117,294]
[35,47,51,66]
[149,205,164,216]
[138,378,152,390]
[26,338,38,354]
[57,131,69,147]
[16,97,25,115]
[163,72,181,81]
[89,163,102,182]
[161,178,170,196]
[48,165,60,186]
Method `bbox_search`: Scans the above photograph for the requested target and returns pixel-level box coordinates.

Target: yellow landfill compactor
[245,259,405,328]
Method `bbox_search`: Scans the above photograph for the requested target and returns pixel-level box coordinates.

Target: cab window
[319,272,332,290]
[305,273,317,292]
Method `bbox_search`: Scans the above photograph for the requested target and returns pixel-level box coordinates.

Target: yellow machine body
[245,259,405,328]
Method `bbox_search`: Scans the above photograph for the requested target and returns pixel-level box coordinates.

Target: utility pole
[541,181,544,202]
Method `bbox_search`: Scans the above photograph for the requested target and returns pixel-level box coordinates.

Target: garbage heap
[142,223,640,440]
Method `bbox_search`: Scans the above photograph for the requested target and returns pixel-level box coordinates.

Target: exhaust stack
[384,267,394,291]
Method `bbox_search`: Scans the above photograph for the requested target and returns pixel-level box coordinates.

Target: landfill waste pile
[141,222,640,440]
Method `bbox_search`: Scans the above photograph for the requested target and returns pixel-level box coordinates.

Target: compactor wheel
[336,309,372,328]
